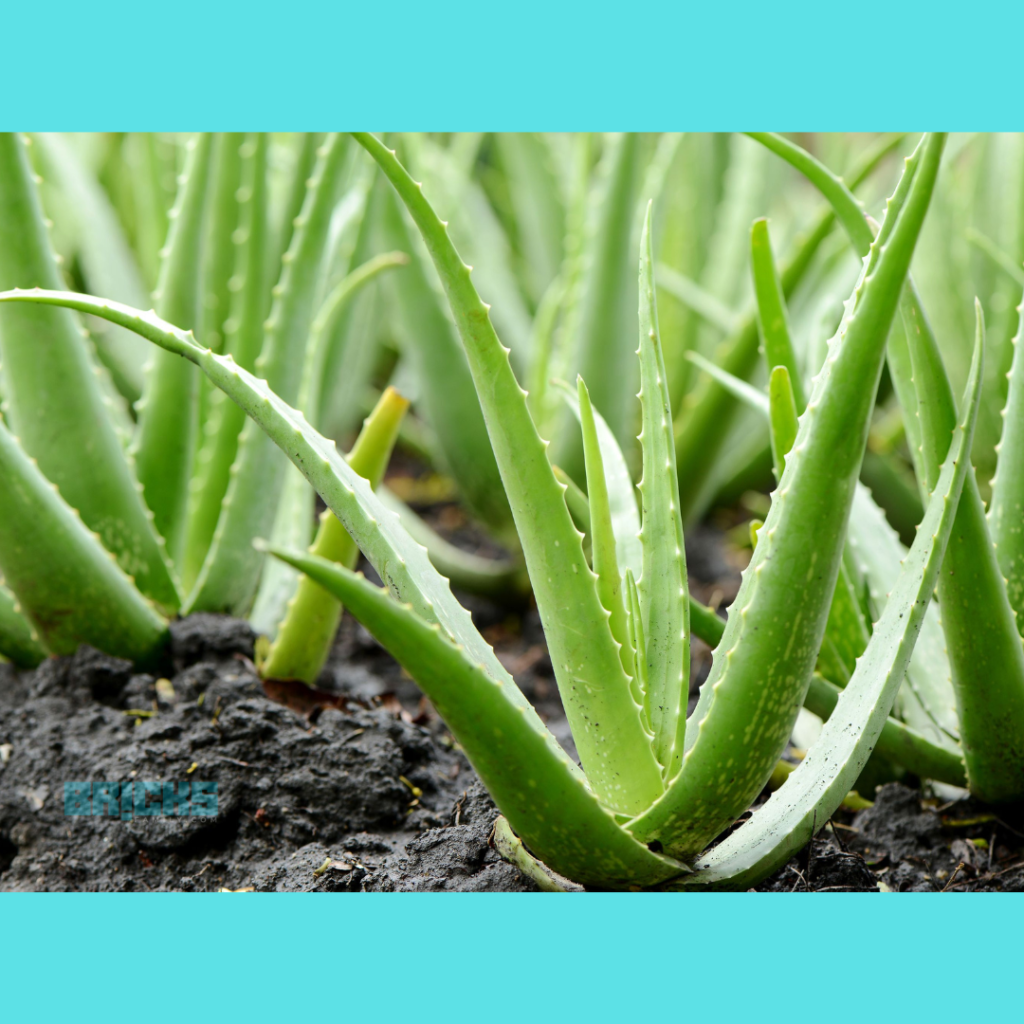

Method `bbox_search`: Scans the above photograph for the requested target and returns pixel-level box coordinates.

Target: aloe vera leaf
[310,179,379,439]
[655,263,739,334]
[494,133,565,309]
[375,180,514,539]
[273,133,321,278]
[803,674,966,788]
[32,133,150,403]
[125,133,173,290]
[260,547,685,888]
[353,133,663,813]
[634,204,690,773]
[188,134,348,614]
[624,568,649,713]
[553,379,642,582]
[525,273,566,428]
[406,135,534,373]
[0,291,525,691]
[901,296,1024,801]
[0,419,168,664]
[182,134,269,590]
[376,486,529,602]
[200,133,246,355]
[686,352,874,688]
[690,342,881,688]
[628,135,946,859]
[846,484,960,744]
[768,365,799,480]
[657,134,731,404]
[0,133,179,613]
[133,133,213,566]
[543,133,593,438]
[0,582,46,668]
[859,449,924,547]
[305,250,409,424]
[681,327,980,888]
[260,387,408,684]
[577,377,634,679]
[989,300,1024,625]
[751,218,806,410]
[674,136,903,518]
[555,133,642,476]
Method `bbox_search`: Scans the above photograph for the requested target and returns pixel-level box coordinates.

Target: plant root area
[2,523,1023,891]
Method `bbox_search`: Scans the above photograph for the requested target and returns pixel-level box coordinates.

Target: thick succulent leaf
[0,582,46,668]
[847,484,960,744]
[751,218,806,409]
[354,133,663,814]
[273,133,321,278]
[134,133,213,566]
[188,134,348,614]
[302,250,409,425]
[554,132,643,478]
[183,133,269,590]
[0,132,179,614]
[577,377,634,679]
[674,135,904,519]
[900,295,1024,802]
[989,299,1024,628]
[0,418,168,664]
[636,204,690,773]
[122,133,174,291]
[32,133,150,403]
[803,674,966,788]
[679,320,980,889]
[628,135,946,860]
[406,134,534,374]
[553,378,642,583]
[624,568,649,716]
[260,387,408,684]
[200,133,246,355]
[0,291,536,749]
[260,546,685,889]
[768,365,799,480]
[375,179,515,539]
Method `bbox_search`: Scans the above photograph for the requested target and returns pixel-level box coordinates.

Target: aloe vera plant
[681,131,1024,807]
[0,131,408,673]
[3,129,981,891]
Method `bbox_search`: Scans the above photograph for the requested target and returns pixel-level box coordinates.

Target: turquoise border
[3,4,1022,1018]
[3,1,1023,128]
[1,894,1019,1019]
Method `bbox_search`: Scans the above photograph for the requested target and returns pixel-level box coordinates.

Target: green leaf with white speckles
[628,135,946,861]
[260,545,685,889]
[0,132,180,615]
[0,417,167,665]
[636,203,689,775]
[682,313,981,889]
[353,132,663,815]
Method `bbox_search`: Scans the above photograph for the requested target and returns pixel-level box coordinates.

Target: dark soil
[2,520,1022,892]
